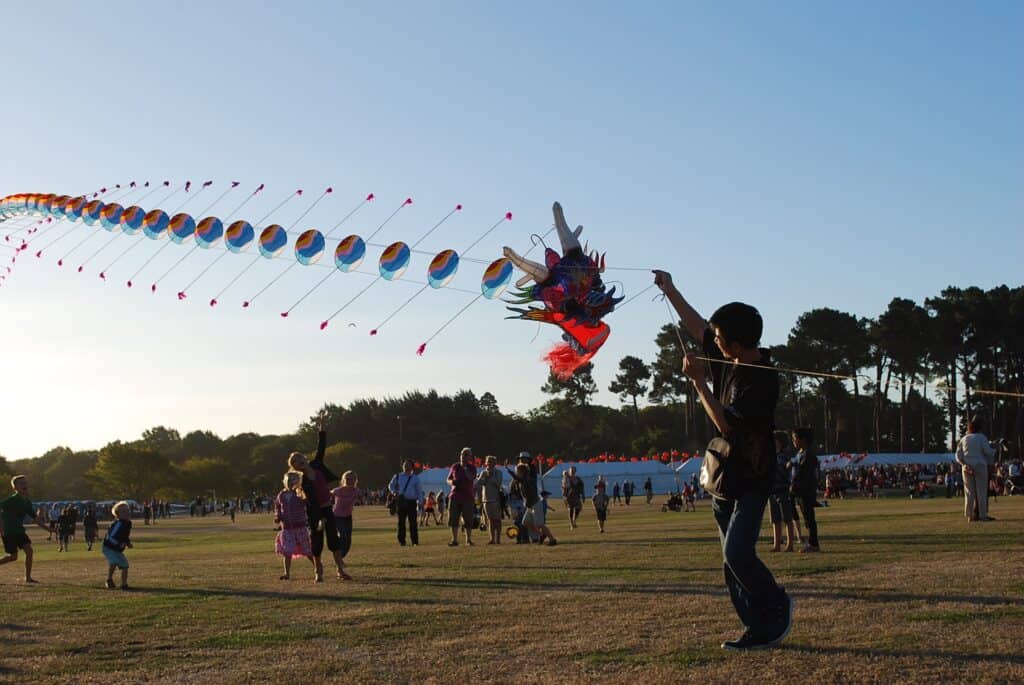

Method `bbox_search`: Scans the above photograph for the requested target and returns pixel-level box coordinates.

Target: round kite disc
[120,206,146,235]
[195,217,224,249]
[334,234,365,272]
[481,257,514,299]
[142,209,170,240]
[294,229,326,265]
[225,220,255,253]
[378,241,411,281]
[427,249,460,289]
[99,203,124,231]
[49,195,71,219]
[168,213,196,244]
[65,197,87,222]
[258,224,287,258]
[81,200,104,226]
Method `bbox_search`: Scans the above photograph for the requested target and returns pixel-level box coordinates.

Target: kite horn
[502,246,548,285]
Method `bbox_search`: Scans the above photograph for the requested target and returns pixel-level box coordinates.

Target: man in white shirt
[388,460,423,546]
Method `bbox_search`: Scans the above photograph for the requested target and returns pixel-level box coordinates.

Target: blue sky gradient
[1,2,1021,458]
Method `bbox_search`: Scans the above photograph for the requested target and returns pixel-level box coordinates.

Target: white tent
[542,461,681,496]
[675,458,703,481]
[416,468,450,497]
[818,453,956,470]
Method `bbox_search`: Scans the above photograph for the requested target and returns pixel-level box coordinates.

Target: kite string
[326,193,373,238]
[321,276,382,328]
[369,285,429,334]
[366,198,412,243]
[100,184,185,276]
[126,184,210,284]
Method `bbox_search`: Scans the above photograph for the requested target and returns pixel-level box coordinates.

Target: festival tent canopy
[675,458,703,480]
[416,467,450,496]
[541,461,681,496]
[819,453,956,470]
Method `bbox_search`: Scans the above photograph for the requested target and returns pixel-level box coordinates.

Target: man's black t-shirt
[702,327,779,497]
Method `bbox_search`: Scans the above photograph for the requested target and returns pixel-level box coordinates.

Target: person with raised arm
[653,270,791,651]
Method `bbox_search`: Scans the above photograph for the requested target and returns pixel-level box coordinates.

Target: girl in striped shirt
[274,471,315,581]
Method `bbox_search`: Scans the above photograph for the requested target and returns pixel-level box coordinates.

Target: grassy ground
[1,495,1022,684]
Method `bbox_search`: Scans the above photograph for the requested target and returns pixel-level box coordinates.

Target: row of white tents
[414,452,957,498]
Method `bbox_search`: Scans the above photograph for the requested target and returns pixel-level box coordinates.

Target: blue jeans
[712,492,786,631]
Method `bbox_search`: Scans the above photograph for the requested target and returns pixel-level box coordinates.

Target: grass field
[1,495,1023,684]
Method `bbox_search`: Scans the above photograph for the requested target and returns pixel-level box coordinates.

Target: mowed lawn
[1,495,1023,684]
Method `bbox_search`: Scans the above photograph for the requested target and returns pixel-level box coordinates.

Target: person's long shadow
[372,575,727,597]
[781,643,1024,667]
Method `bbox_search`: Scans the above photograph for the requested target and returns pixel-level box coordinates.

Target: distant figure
[643,477,653,504]
[446,448,477,547]
[612,482,622,506]
[476,456,504,545]
[592,485,609,533]
[790,427,820,553]
[83,506,99,552]
[329,471,358,580]
[769,431,797,553]
[387,460,423,546]
[955,417,997,522]
[562,466,585,529]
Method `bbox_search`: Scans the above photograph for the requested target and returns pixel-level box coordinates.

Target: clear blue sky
[1,1,1021,459]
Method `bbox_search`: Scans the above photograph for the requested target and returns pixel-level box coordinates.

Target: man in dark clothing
[655,269,792,651]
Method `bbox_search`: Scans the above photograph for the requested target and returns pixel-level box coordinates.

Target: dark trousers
[308,506,341,558]
[712,492,787,632]
[796,493,818,547]
[396,498,418,545]
[335,515,353,558]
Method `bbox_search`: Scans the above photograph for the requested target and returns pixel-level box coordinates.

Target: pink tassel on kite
[366,193,375,201]
[319,320,329,330]
[231,181,240,187]
[127,280,133,288]
[242,301,250,308]
[99,272,106,281]
[280,312,288,318]
[202,180,213,188]
[185,181,192,192]
[177,291,186,300]
[151,284,157,293]
[209,298,217,307]
[416,343,427,356]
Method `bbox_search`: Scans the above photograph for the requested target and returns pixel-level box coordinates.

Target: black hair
[709,302,763,349]
[792,426,814,444]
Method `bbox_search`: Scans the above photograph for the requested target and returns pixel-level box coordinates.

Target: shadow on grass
[117,585,444,605]
[782,643,1024,666]
[373,575,727,597]
[795,588,1024,608]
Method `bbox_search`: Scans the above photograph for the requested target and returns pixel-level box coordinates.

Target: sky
[1,1,1021,459]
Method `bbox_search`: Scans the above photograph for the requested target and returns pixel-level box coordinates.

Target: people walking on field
[511,463,558,546]
[644,477,654,504]
[329,471,358,580]
[446,448,477,547]
[562,466,585,529]
[955,416,998,522]
[592,483,610,533]
[623,480,634,506]
[655,269,792,651]
[0,476,50,584]
[789,427,820,553]
[612,481,622,506]
[476,456,504,545]
[57,505,75,552]
[83,506,99,551]
[103,501,134,590]
[388,460,423,546]
[769,431,798,553]
[287,410,345,582]
[274,471,316,580]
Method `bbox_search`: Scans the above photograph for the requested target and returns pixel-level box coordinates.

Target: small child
[274,471,316,581]
[532,490,558,546]
[683,483,697,511]
[103,501,133,590]
[83,507,99,551]
[592,488,610,533]
[329,471,358,581]
[424,492,439,525]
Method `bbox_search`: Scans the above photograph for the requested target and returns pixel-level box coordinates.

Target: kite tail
[543,343,597,380]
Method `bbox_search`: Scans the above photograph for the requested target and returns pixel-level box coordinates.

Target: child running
[103,501,134,590]
[329,471,358,581]
[0,475,49,584]
[683,482,697,512]
[274,471,316,581]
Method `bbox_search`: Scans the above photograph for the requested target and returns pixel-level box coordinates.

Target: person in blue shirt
[388,460,423,546]
[103,501,134,590]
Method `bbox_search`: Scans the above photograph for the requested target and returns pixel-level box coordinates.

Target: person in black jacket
[287,411,344,582]
[789,427,820,553]
[655,269,791,651]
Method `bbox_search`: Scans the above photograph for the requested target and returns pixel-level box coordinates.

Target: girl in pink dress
[274,471,315,581]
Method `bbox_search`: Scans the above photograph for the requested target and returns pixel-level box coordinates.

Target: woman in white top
[955,417,997,522]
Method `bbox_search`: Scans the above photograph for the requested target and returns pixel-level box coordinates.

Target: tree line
[2,284,1019,501]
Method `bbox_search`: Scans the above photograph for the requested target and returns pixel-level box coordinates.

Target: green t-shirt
[0,493,34,537]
